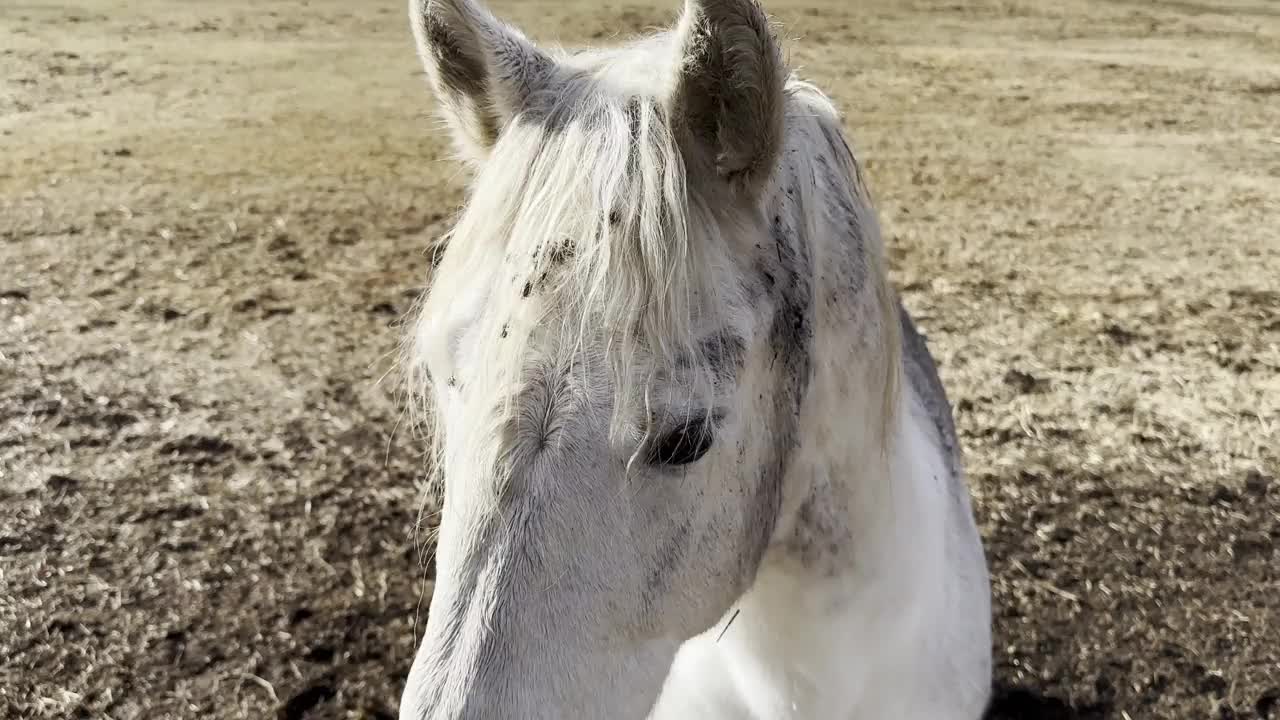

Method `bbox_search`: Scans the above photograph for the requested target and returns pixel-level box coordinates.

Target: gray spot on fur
[550,239,575,264]
[786,488,854,577]
[700,332,746,379]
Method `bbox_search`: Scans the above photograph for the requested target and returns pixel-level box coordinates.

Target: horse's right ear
[410,0,554,163]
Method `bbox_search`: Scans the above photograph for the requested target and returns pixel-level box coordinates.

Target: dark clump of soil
[278,681,338,720]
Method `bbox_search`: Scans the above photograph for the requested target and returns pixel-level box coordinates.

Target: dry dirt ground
[2,0,1278,718]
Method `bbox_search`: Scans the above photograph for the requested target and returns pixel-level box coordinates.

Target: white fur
[400,1,992,718]
[650,382,992,719]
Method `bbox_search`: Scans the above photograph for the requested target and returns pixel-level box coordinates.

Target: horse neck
[696,107,954,710]
[762,83,910,548]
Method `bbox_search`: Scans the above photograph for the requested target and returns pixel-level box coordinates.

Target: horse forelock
[411,71,738,455]
[408,63,905,497]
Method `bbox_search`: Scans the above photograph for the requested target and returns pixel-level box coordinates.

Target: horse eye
[649,420,714,467]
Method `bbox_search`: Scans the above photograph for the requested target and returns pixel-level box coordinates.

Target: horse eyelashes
[649,419,715,467]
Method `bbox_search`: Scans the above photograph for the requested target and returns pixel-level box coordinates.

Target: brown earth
[2,0,1278,718]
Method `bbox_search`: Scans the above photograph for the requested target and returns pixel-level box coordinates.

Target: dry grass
[2,0,1277,718]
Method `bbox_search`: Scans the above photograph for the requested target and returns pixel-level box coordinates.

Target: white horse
[400,0,992,717]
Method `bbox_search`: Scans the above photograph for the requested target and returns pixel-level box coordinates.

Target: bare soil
[2,0,1278,718]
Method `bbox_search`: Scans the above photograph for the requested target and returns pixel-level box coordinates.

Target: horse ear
[410,0,554,162]
[670,0,786,193]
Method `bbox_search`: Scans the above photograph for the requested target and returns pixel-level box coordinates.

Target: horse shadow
[985,683,1111,720]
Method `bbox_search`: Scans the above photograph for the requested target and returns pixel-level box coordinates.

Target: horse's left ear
[670,0,786,194]
[410,0,555,163]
